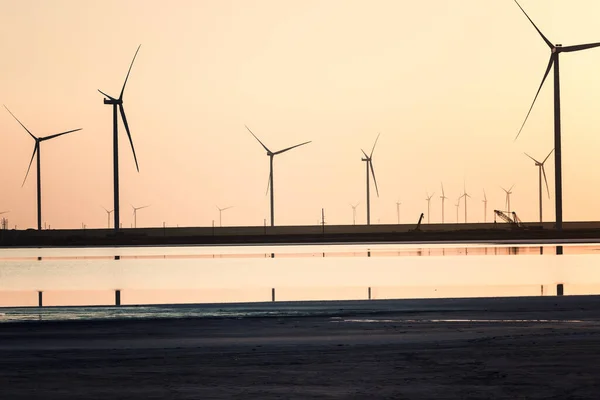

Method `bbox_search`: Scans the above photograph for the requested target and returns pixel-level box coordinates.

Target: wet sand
[2,296,600,399]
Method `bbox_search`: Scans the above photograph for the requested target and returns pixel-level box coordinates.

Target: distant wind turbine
[131,204,149,228]
[4,106,81,230]
[425,192,435,224]
[395,200,401,224]
[245,125,311,227]
[102,206,114,229]
[216,205,233,227]
[461,183,471,223]
[501,185,515,214]
[455,196,461,223]
[525,149,554,223]
[482,189,488,223]
[361,133,381,225]
[98,45,142,233]
[439,183,448,223]
[350,202,360,225]
[513,0,600,231]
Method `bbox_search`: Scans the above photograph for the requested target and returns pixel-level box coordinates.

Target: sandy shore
[2,296,600,399]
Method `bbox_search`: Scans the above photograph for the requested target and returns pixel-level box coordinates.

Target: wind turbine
[395,200,401,224]
[350,202,360,225]
[245,126,311,227]
[461,183,471,223]
[525,149,554,223]
[455,196,461,223]
[482,189,488,223]
[439,183,448,223]
[361,133,381,225]
[98,45,142,233]
[131,204,149,228]
[425,192,434,224]
[4,106,81,230]
[514,1,600,231]
[216,205,233,227]
[102,206,114,229]
[501,185,515,214]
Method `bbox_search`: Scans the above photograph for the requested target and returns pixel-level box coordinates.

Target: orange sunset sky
[2,0,600,229]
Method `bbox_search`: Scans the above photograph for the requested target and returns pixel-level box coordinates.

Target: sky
[2,0,600,229]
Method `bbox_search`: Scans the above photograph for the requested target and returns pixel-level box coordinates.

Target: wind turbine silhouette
[395,200,401,224]
[425,192,435,224]
[216,205,233,227]
[525,149,554,223]
[361,133,381,225]
[482,189,488,223]
[439,183,448,223]
[501,185,515,214]
[245,125,311,227]
[4,106,81,230]
[461,183,471,223]
[131,204,149,228]
[350,202,360,225]
[98,45,142,233]
[514,0,600,231]
[455,196,461,223]
[102,206,114,229]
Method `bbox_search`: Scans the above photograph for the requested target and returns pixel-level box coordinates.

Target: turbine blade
[22,143,38,187]
[119,105,139,172]
[273,141,311,155]
[515,56,554,141]
[561,42,600,53]
[369,133,381,158]
[4,105,36,140]
[524,152,540,164]
[369,160,379,197]
[361,149,369,158]
[41,128,82,141]
[265,170,271,196]
[441,182,445,197]
[98,89,117,101]
[245,125,271,153]
[509,184,515,192]
[514,0,553,48]
[541,165,550,198]
[483,189,487,201]
[223,206,233,211]
[120,44,141,100]
[543,148,554,164]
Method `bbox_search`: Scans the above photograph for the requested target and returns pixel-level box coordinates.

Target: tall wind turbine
[98,45,142,233]
[482,189,488,223]
[4,106,81,230]
[514,0,600,231]
[439,183,448,223]
[350,202,359,225]
[102,206,114,229]
[131,204,149,228]
[216,205,233,227]
[501,185,515,214]
[361,133,381,225]
[455,196,461,223]
[461,183,471,223]
[395,200,401,224]
[425,192,434,224]
[525,149,554,223]
[246,126,311,227]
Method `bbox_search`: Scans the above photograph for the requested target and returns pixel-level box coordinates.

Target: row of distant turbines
[3,1,600,234]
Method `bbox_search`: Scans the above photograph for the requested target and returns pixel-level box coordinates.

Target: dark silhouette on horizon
[4,105,81,230]
[524,148,554,223]
[98,44,142,233]
[361,133,380,225]
[245,125,311,227]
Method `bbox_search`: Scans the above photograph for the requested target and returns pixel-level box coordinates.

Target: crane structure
[493,209,523,228]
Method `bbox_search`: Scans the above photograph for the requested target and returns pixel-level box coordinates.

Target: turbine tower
[425,192,434,224]
[350,202,359,225]
[245,125,311,227]
[439,183,448,223]
[102,206,114,229]
[514,0,600,231]
[461,183,471,223]
[525,149,553,223]
[216,205,233,227]
[482,189,488,223]
[361,133,381,225]
[4,106,81,230]
[98,45,142,233]
[501,185,515,214]
[395,200,401,224]
[131,204,149,229]
[455,196,461,223]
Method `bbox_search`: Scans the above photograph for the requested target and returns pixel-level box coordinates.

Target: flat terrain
[2,296,600,399]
